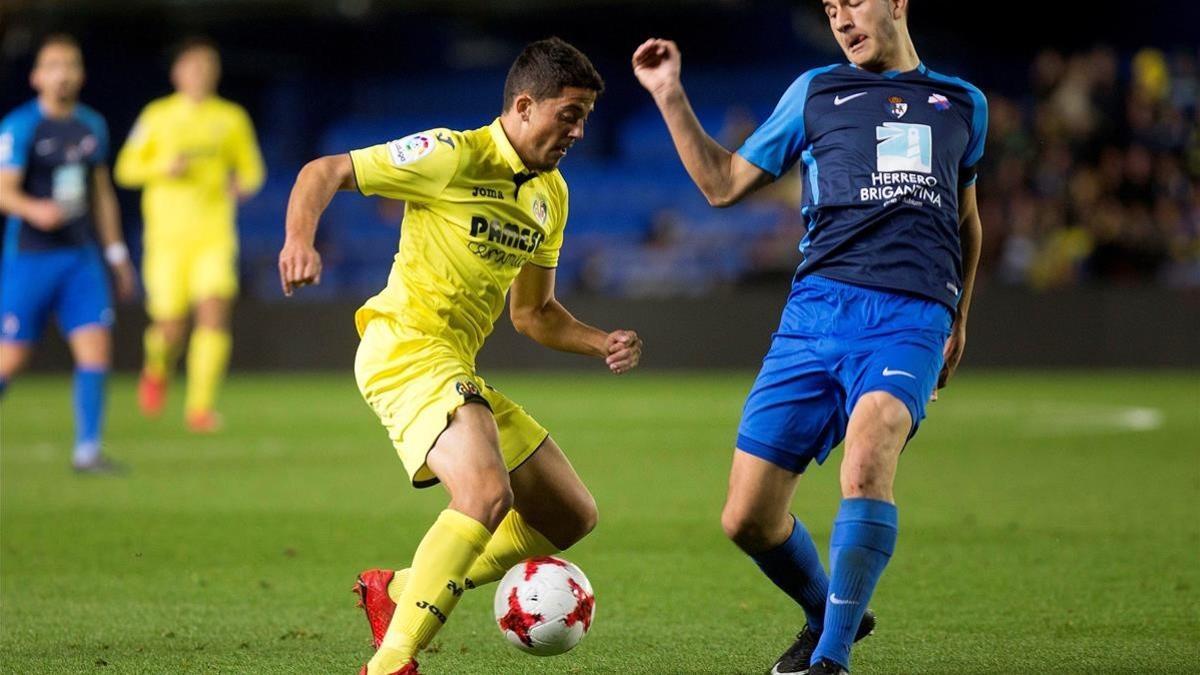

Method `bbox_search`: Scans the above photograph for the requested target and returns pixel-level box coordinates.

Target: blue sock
[811,498,898,670]
[749,515,829,631]
[0,377,7,399]
[73,368,107,463]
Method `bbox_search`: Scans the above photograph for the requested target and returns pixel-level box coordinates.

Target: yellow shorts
[142,242,238,320]
[354,315,548,488]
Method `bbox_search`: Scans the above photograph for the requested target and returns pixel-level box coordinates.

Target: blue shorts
[1,246,114,342]
[736,274,953,474]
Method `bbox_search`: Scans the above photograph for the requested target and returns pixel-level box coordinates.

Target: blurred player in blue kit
[0,34,136,472]
[635,0,987,671]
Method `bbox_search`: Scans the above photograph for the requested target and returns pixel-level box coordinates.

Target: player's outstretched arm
[278,153,355,296]
[937,183,982,395]
[632,38,771,207]
[510,264,643,375]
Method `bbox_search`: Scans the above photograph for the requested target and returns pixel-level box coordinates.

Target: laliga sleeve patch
[387,133,435,166]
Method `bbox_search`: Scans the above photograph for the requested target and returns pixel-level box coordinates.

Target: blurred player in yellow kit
[279,38,641,674]
[114,37,264,431]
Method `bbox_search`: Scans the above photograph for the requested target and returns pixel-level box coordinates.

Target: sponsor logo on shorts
[2,313,19,337]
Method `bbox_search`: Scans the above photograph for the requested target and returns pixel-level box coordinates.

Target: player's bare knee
[0,344,31,378]
[567,493,599,545]
[479,483,515,530]
[721,506,776,552]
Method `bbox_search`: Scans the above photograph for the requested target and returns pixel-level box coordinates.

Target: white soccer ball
[493,556,595,656]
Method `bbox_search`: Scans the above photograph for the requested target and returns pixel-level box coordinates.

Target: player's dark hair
[502,37,604,112]
[38,33,81,54]
[173,36,219,63]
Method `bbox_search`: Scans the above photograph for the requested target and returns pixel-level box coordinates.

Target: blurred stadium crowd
[2,4,1196,301]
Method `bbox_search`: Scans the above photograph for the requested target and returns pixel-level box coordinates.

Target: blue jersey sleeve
[0,103,41,171]
[961,85,988,171]
[736,65,836,178]
[76,104,110,163]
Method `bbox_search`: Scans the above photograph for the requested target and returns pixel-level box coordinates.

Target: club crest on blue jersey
[887,95,908,119]
[928,93,951,111]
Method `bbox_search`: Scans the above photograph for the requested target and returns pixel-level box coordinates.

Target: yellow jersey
[349,119,568,362]
[114,93,264,249]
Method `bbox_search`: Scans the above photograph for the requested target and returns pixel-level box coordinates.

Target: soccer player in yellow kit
[279,38,641,674]
[114,37,264,431]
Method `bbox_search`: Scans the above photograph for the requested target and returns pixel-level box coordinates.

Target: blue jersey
[0,99,110,255]
[738,63,987,310]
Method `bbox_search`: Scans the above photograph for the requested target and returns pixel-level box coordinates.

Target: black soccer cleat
[807,660,849,675]
[767,609,875,675]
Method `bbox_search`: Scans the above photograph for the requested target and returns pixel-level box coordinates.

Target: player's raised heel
[358,659,419,675]
[768,609,875,675]
[354,569,398,648]
[185,410,223,433]
[138,372,167,417]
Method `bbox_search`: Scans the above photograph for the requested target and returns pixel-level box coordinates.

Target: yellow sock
[143,325,181,379]
[385,509,558,602]
[184,327,231,415]
[369,509,491,674]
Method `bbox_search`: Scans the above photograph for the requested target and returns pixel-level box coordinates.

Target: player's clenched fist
[278,239,322,296]
[605,330,642,375]
[632,39,682,97]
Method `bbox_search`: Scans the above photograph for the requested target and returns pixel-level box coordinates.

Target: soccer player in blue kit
[0,34,137,472]
[634,0,986,672]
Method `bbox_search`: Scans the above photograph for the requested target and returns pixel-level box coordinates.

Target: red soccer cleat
[186,410,224,434]
[353,569,397,649]
[138,372,167,418]
[358,659,419,675]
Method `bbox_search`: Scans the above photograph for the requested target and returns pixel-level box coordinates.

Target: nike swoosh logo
[829,593,860,605]
[834,92,868,105]
[882,368,917,379]
[770,664,809,675]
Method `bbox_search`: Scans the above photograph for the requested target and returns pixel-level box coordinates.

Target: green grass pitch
[2,371,1198,673]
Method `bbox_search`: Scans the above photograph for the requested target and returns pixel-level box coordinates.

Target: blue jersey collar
[848,62,926,79]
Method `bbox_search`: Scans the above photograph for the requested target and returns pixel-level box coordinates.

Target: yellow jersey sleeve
[114,103,168,187]
[226,106,265,195]
[529,177,568,268]
[349,129,463,203]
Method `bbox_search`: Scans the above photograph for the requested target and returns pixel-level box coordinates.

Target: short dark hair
[173,36,219,63]
[39,33,81,54]
[502,37,604,112]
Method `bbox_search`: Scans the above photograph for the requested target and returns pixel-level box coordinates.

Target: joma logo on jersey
[876,122,932,173]
[471,186,505,200]
[469,216,545,253]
